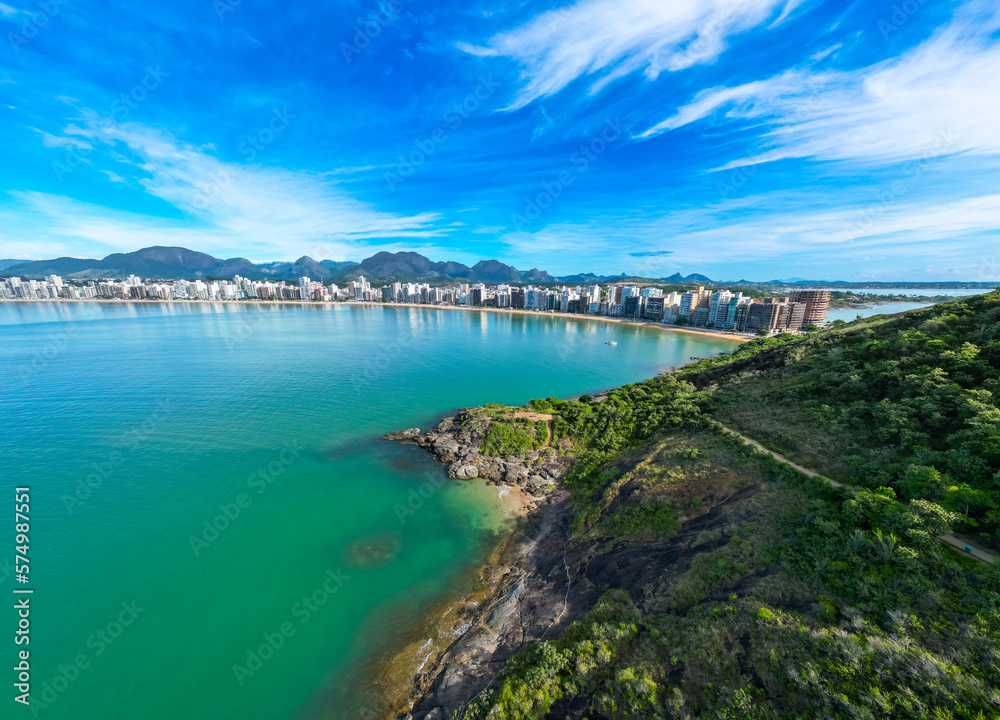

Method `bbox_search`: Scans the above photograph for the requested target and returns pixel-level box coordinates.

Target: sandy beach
[1,297,755,343]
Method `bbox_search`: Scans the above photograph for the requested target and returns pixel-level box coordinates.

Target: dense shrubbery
[682,291,1000,547]
[468,469,1000,720]
[530,376,702,454]
[598,496,681,542]
[480,416,549,457]
[464,293,1000,720]
[527,377,704,506]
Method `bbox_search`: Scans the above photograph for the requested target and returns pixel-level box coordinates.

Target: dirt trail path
[719,425,995,565]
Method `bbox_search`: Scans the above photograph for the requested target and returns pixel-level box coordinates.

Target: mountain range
[0,246,717,285]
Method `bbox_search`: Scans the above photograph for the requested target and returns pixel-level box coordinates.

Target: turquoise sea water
[0,303,740,720]
[825,301,934,324]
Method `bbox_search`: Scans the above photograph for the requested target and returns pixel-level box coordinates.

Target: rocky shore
[383,406,765,720]
[397,491,585,720]
[385,408,576,495]
[384,411,765,719]
[383,407,581,719]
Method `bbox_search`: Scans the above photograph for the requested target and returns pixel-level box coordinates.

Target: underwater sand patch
[342,531,403,568]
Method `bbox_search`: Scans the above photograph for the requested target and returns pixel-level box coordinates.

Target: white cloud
[640,1,1000,166]
[459,0,800,109]
[100,170,127,184]
[101,123,439,240]
[497,190,1000,277]
[0,3,17,17]
[30,127,93,150]
[10,121,448,261]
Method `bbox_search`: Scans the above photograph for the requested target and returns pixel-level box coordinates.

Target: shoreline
[374,411,576,719]
[359,301,754,343]
[0,298,754,343]
[380,490,577,720]
[371,488,543,718]
[337,479,539,720]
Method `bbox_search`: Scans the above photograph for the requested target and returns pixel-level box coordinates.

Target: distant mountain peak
[662,272,714,283]
[3,245,694,285]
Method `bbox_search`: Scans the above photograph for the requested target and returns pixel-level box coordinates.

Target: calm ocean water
[825,301,935,323]
[0,302,740,720]
[800,287,983,297]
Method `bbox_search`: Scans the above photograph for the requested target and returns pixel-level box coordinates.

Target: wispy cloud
[498,188,1000,278]
[628,250,672,257]
[640,1,1000,168]
[12,120,448,260]
[458,0,800,109]
[31,127,94,151]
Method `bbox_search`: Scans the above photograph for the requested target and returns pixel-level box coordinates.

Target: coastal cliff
[386,406,772,720]
[385,292,1000,720]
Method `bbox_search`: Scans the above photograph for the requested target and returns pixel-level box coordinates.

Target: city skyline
[2,0,999,280]
[1,269,833,336]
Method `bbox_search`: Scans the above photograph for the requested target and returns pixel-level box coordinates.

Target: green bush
[480,417,548,457]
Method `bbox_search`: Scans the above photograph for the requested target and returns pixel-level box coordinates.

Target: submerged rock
[342,531,403,568]
[385,428,421,441]
[452,464,480,479]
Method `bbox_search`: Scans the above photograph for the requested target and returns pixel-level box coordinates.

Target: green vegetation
[681,291,1000,547]
[462,292,1000,720]
[479,412,549,457]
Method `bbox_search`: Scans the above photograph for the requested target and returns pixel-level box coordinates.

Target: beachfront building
[0,271,832,332]
[792,290,832,328]
[708,290,734,326]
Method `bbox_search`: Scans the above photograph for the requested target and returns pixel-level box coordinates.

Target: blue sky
[1,0,998,280]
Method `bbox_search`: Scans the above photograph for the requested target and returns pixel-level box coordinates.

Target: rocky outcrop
[384,403,771,720]
[382,407,583,718]
[400,492,592,720]
[397,483,766,720]
[384,428,421,441]
[386,409,575,496]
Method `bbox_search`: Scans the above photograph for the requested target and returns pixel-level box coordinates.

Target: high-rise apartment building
[791,290,831,328]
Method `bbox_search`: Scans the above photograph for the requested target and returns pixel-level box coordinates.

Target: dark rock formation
[386,409,574,496]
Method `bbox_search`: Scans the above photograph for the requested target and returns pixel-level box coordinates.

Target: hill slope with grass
[410,293,1000,720]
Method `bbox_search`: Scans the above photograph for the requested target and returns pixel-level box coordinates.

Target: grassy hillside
[457,292,1000,720]
[680,291,1000,546]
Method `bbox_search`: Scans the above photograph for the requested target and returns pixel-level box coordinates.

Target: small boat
[606,330,618,346]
